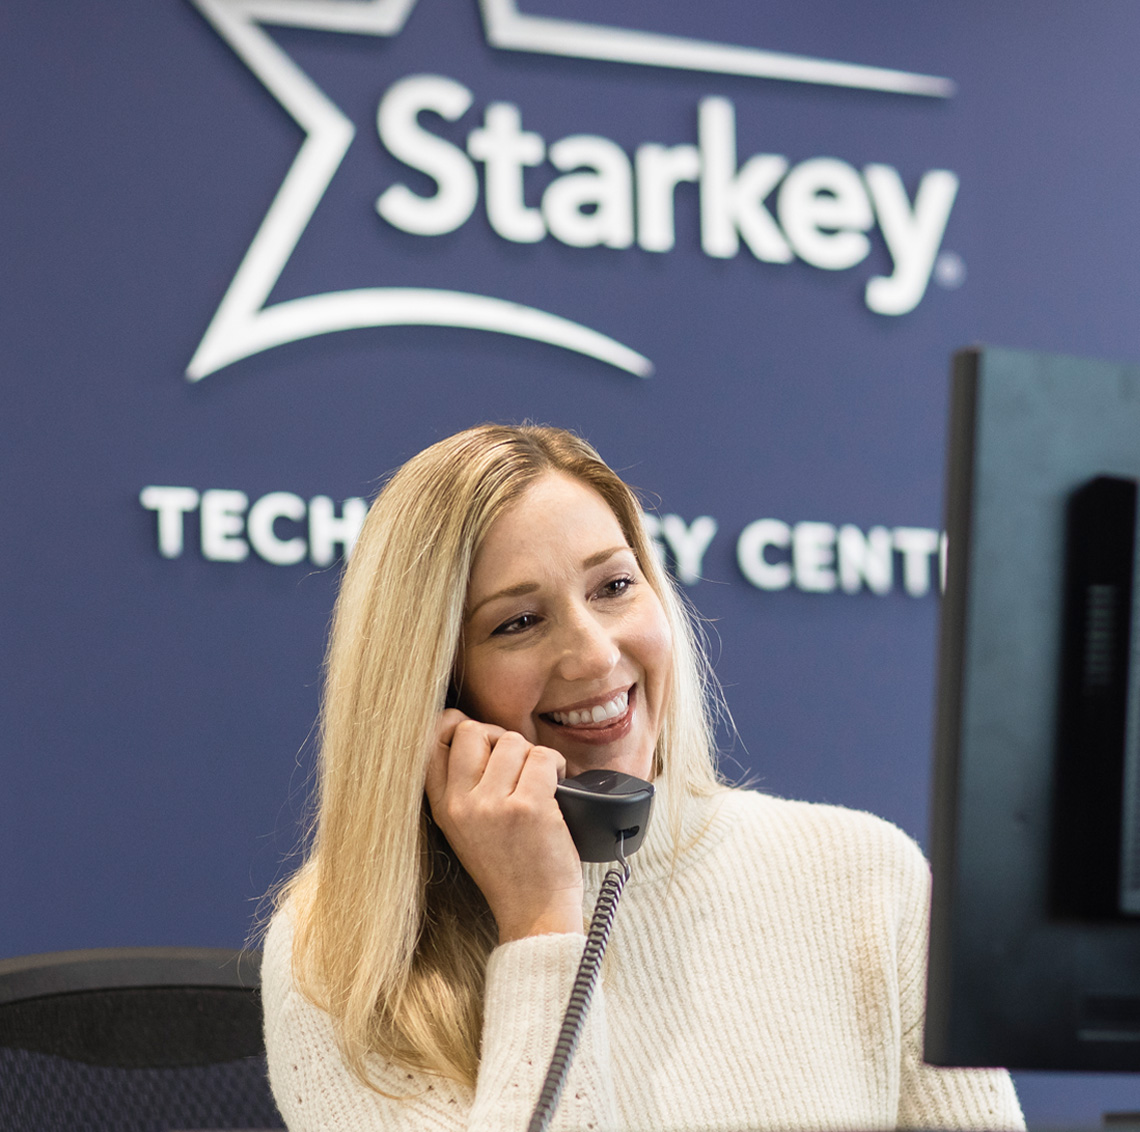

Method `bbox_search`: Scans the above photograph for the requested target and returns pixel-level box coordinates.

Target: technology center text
[377,75,961,317]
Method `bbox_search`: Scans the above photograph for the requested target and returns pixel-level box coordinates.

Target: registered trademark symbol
[934,250,966,289]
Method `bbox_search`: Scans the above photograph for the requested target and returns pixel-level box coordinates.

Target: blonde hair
[280,424,721,1089]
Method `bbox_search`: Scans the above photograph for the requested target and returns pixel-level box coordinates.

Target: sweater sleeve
[261,905,619,1132]
[891,836,1025,1131]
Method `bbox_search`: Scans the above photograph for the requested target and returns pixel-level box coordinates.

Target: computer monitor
[925,345,1140,1071]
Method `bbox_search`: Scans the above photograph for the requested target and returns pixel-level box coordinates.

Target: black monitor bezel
[926,345,1140,1072]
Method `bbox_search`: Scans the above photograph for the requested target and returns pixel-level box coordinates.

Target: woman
[262,424,1023,1131]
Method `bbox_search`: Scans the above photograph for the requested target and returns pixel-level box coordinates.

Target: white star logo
[188,0,953,382]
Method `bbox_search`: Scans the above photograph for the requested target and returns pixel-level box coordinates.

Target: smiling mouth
[543,688,631,728]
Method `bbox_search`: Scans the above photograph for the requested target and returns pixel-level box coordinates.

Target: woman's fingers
[427,711,505,801]
[431,713,563,802]
[474,731,540,795]
[425,709,466,806]
[510,743,567,802]
[426,713,582,939]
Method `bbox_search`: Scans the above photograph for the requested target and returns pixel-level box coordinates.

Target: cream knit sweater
[262,788,1024,1131]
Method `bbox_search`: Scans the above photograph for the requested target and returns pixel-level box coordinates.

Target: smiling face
[458,472,672,780]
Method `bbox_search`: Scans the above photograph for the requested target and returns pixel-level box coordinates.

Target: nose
[556,605,620,683]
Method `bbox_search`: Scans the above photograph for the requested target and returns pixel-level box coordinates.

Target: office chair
[0,946,285,1131]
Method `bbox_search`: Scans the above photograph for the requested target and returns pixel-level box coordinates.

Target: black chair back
[0,947,284,1132]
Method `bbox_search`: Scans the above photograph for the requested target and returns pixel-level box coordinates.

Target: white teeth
[550,690,629,727]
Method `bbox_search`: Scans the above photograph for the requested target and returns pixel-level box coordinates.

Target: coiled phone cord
[527,833,631,1132]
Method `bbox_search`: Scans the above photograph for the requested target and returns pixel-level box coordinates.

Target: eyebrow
[465,545,631,621]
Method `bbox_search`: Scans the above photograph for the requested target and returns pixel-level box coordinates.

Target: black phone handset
[553,769,655,862]
[527,770,655,1132]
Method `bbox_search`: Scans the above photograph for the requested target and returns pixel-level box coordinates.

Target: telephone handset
[529,770,654,1132]
[554,769,654,861]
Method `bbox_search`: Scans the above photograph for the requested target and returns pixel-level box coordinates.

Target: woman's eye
[599,575,635,598]
[492,612,539,636]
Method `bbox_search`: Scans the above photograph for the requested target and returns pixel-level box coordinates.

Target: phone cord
[526,834,631,1132]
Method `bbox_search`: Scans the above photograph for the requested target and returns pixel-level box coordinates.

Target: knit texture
[262,789,1024,1131]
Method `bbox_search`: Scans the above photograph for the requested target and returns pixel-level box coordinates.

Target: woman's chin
[561,744,655,782]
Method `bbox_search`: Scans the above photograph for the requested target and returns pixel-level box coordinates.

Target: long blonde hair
[280,425,721,1089]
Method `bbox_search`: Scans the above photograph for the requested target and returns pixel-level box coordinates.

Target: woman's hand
[426,709,585,943]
